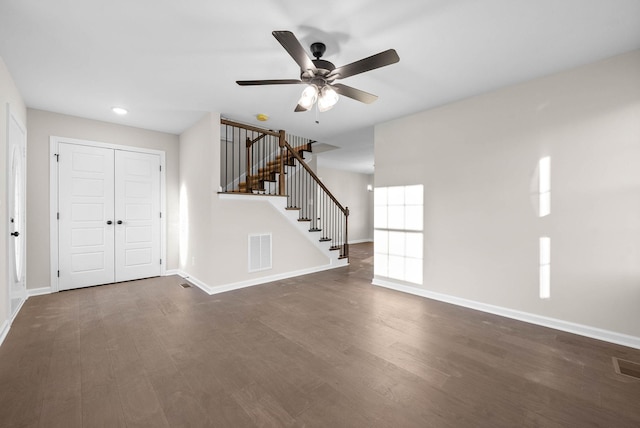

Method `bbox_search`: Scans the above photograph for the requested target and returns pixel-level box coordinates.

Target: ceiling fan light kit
[297,84,318,111]
[317,85,339,112]
[296,83,339,113]
[236,30,399,114]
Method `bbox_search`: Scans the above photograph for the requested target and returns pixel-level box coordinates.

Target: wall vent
[612,357,640,380]
[249,233,272,272]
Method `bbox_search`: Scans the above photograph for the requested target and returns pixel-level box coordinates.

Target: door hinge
[160,259,162,265]
[57,270,60,277]
[159,165,162,172]
[54,153,59,162]
[57,212,60,220]
[159,212,162,218]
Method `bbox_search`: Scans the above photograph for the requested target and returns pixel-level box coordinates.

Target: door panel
[58,143,115,290]
[7,110,27,317]
[114,150,161,282]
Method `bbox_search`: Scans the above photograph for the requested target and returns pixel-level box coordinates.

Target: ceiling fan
[236,30,400,113]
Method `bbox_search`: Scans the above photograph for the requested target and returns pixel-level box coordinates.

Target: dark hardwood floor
[1,243,640,427]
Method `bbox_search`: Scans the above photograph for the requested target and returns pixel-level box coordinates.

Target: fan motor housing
[301,59,336,86]
[311,59,335,73]
[303,42,335,80]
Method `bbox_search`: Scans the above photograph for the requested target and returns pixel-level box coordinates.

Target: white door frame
[50,136,167,292]
[6,103,27,319]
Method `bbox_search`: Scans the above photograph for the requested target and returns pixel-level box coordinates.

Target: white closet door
[58,143,115,290]
[114,150,161,282]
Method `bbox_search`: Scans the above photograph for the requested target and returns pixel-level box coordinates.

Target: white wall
[317,166,373,243]
[0,58,27,330]
[179,113,331,291]
[375,50,640,339]
[26,109,180,289]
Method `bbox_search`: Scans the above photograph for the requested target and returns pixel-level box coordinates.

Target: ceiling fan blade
[329,49,400,80]
[236,79,303,86]
[272,30,316,72]
[332,83,378,104]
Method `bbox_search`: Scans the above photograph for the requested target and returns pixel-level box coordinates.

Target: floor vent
[612,357,640,380]
[180,283,192,288]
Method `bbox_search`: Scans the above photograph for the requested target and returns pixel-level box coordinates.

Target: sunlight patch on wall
[179,184,189,267]
[539,236,551,299]
[374,185,424,285]
[539,156,551,217]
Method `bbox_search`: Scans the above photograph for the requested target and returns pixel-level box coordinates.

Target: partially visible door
[7,108,27,317]
[58,143,115,290]
[114,150,161,282]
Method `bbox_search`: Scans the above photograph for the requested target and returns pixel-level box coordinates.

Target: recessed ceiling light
[112,107,128,115]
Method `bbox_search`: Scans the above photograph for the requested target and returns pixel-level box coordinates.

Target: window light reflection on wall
[539,236,551,299]
[374,184,424,285]
[539,156,551,217]
[538,156,551,299]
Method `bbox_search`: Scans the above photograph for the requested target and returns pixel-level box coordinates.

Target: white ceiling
[2,0,640,173]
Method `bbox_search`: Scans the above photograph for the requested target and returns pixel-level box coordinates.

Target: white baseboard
[177,263,345,296]
[372,278,640,350]
[27,287,52,297]
[164,269,180,276]
[173,271,211,294]
[0,320,10,347]
[349,239,373,244]
[0,295,29,347]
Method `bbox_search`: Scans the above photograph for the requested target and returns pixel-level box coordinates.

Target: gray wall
[374,50,640,338]
[317,166,373,243]
[26,109,180,289]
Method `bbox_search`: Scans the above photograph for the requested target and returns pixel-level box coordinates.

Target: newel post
[278,130,286,196]
[345,206,350,258]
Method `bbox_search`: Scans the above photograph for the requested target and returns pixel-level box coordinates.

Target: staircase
[237,143,312,194]
[220,119,349,262]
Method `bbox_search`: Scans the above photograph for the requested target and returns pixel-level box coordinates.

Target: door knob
[106,220,113,225]
[11,231,20,237]
[117,220,123,224]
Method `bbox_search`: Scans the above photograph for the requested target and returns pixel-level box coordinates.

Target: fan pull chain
[315,102,320,124]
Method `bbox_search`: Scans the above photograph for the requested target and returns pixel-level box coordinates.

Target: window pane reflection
[374,184,424,285]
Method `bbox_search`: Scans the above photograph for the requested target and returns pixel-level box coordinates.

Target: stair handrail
[281,134,349,258]
[221,118,280,137]
[280,137,348,215]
